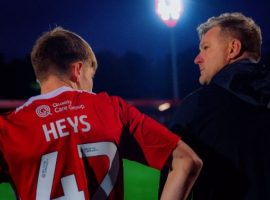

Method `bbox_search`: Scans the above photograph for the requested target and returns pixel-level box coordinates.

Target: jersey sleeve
[112,96,180,170]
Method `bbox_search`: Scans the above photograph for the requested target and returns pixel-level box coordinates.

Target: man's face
[194,26,231,85]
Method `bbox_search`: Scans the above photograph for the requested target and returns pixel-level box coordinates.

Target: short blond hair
[197,12,262,62]
[31,27,97,82]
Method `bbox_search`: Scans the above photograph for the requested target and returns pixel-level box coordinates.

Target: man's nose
[194,54,203,64]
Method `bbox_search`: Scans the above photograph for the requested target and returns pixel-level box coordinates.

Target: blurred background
[0,0,270,199]
[1,0,269,101]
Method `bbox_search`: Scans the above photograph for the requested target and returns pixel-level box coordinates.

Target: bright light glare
[156,0,183,21]
[158,102,171,112]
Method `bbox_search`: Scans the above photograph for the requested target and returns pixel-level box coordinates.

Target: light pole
[155,0,183,100]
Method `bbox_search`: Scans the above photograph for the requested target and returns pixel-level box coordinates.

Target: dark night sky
[0,0,270,100]
[1,0,270,61]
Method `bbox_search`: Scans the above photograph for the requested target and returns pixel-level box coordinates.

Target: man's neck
[40,76,75,94]
[229,52,256,64]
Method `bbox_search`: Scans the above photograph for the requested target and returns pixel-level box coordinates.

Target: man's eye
[203,46,209,50]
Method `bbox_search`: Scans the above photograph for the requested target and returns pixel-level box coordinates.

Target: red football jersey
[0,87,179,200]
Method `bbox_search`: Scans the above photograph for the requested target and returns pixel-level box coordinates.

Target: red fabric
[0,87,179,199]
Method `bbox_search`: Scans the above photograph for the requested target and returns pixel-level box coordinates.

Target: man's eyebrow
[198,42,204,50]
[199,41,208,49]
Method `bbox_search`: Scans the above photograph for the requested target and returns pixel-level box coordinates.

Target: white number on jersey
[36,142,119,200]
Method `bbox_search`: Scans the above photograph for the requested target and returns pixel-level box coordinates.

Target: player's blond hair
[31,27,97,82]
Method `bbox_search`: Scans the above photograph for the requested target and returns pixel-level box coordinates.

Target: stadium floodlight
[158,102,171,112]
[155,0,184,28]
[155,0,184,100]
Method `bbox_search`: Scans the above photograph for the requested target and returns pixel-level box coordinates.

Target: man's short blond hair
[197,12,262,62]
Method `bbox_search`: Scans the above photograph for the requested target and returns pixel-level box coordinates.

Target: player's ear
[228,39,242,60]
[70,61,83,83]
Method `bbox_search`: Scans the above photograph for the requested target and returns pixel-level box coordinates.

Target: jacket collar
[212,59,270,107]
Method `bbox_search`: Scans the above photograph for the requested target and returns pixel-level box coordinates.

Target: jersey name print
[42,115,91,142]
[0,87,179,199]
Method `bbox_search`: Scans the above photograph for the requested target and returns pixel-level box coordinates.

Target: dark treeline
[0,54,37,99]
[0,45,270,100]
[94,49,201,100]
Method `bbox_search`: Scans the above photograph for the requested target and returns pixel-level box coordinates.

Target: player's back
[0,87,125,200]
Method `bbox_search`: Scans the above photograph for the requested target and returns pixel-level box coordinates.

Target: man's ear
[70,61,83,82]
[228,39,242,60]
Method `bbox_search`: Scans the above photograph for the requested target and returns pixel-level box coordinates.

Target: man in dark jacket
[161,12,270,199]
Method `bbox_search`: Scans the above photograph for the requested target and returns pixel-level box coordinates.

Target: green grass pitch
[0,159,160,200]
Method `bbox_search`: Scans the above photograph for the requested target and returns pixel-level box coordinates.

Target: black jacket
[171,59,270,200]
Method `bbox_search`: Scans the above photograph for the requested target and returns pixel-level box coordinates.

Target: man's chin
[199,76,210,85]
[199,77,205,85]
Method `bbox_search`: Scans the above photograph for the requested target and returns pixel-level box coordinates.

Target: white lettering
[42,122,58,142]
[42,115,91,142]
[67,116,79,133]
[56,119,69,138]
[68,104,85,111]
[54,106,68,113]
[52,100,71,107]
[80,115,91,132]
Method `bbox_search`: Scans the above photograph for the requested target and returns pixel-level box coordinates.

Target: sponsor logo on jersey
[36,105,52,118]
[53,100,85,113]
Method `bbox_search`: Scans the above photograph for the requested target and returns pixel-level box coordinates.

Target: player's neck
[40,76,74,94]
